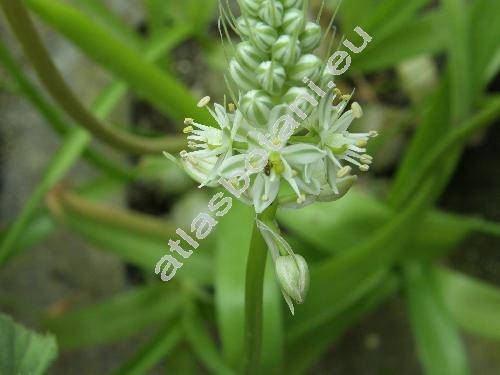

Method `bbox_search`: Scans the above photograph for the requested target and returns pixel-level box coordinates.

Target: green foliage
[0,313,58,374]
[1,0,500,373]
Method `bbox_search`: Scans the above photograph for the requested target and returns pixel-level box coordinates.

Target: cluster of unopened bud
[230,0,323,126]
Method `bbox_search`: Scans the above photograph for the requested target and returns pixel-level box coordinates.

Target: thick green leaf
[470,0,500,91]
[286,274,400,375]
[278,189,478,259]
[0,312,57,375]
[113,324,182,375]
[214,199,283,373]
[404,263,469,375]
[183,301,235,375]
[442,0,471,123]
[47,190,213,284]
[287,183,434,339]
[71,0,141,48]
[45,284,180,349]
[0,128,89,265]
[26,0,211,125]
[435,267,500,341]
[352,9,446,73]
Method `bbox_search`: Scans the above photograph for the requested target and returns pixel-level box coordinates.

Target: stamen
[197,96,211,107]
[228,103,236,113]
[183,126,193,134]
[337,165,351,178]
[369,130,379,137]
[184,118,194,125]
[342,94,351,101]
[296,194,306,204]
[291,169,298,177]
[359,164,370,172]
[180,150,188,158]
[360,154,373,164]
[356,139,368,147]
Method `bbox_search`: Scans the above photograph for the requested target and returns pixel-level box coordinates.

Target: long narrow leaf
[44,284,181,349]
[113,324,182,375]
[404,263,469,375]
[435,267,500,341]
[26,0,211,125]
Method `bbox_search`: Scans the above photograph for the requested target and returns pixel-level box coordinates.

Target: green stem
[244,202,278,374]
[0,39,135,180]
[0,0,184,155]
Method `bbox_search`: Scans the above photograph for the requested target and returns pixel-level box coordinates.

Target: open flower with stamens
[218,105,326,213]
[314,90,378,193]
[168,97,247,187]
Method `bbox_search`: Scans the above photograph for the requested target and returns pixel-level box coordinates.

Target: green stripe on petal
[289,54,322,83]
[272,34,301,67]
[239,89,273,126]
[282,8,305,35]
[256,61,286,96]
[258,0,284,28]
[229,58,258,92]
[253,22,278,52]
[300,22,322,52]
[236,41,268,70]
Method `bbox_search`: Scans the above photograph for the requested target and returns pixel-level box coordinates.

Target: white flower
[219,105,326,213]
[176,98,246,186]
[314,91,377,193]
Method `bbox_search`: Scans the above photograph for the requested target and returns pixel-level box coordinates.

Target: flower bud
[300,22,322,52]
[235,41,267,70]
[239,0,261,17]
[256,61,286,95]
[275,254,310,304]
[258,0,284,28]
[282,8,305,35]
[229,58,257,92]
[283,0,303,8]
[272,34,301,67]
[239,90,273,126]
[283,86,315,117]
[253,22,279,52]
[235,16,258,38]
[289,54,322,83]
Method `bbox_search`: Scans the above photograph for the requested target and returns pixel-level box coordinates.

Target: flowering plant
[170,0,377,313]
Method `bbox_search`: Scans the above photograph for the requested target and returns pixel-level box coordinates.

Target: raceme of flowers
[165,0,376,314]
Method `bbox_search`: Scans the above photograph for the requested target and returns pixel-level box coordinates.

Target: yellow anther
[359,164,370,172]
[291,169,298,177]
[184,117,194,125]
[228,103,236,113]
[337,165,351,178]
[356,139,368,147]
[296,194,306,204]
[342,94,351,101]
[183,126,193,134]
[197,96,211,107]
